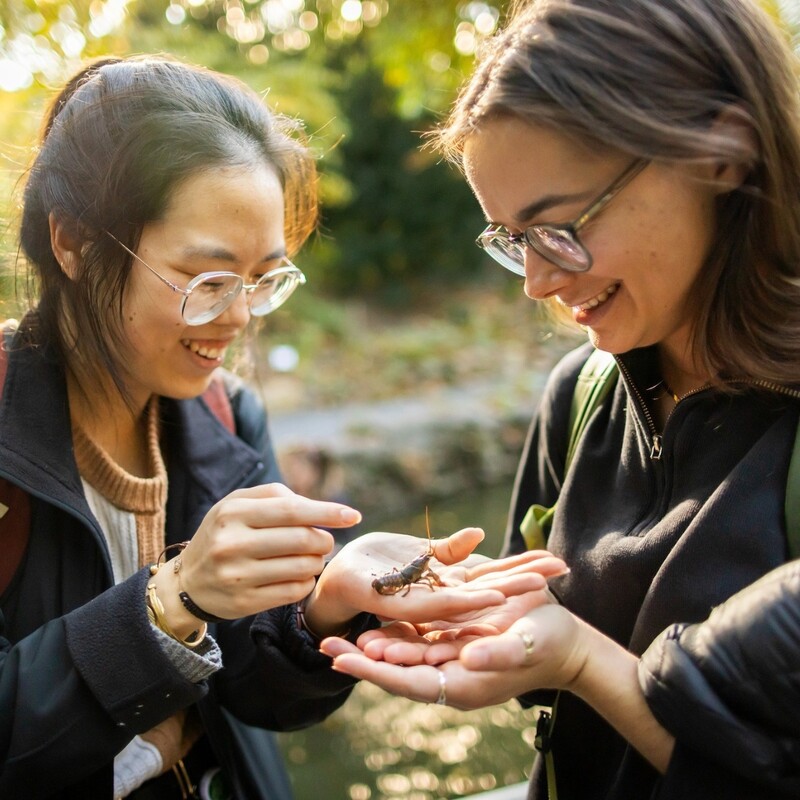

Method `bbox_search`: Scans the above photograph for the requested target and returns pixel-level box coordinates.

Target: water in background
[278,483,539,800]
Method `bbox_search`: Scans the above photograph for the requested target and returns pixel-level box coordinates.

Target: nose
[523,246,571,301]
[215,287,251,329]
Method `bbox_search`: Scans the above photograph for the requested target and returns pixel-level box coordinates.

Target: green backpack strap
[565,350,619,469]
[522,351,618,800]
[520,350,618,551]
[785,420,800,560]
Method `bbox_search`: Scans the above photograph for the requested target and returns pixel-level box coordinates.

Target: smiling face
[118,163,286,409]
[464,117,722,368]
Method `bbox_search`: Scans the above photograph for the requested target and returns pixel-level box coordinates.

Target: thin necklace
[648,379,680,404]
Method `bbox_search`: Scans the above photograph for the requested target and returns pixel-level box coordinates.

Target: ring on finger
[435,668,447,706]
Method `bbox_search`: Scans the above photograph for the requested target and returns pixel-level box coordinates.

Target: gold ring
[517,631,535,658]
[436,669,447,706]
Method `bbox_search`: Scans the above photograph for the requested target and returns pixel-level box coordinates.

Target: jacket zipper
[614,358,664,460]
[614,362,800,461]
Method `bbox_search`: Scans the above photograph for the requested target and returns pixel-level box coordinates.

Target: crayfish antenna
[425,506,435,556]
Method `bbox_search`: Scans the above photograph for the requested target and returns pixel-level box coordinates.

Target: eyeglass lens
[529,226,591,271]
[482,235,527,276]
[182,272,301,325]
[249,273,299,317]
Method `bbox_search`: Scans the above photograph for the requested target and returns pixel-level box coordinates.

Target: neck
[657,344,710,401]
[67,372,154,478]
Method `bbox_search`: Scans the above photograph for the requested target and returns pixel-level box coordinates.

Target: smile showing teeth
[181,339,224,360]
[576,283,619,312]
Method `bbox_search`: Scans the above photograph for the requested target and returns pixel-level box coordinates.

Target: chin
[587,330,636,355]
[158,378,215,401]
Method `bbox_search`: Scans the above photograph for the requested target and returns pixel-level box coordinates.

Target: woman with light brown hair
[323,1,800,798]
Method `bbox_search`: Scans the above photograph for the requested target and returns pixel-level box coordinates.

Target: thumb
[431,528,485,564]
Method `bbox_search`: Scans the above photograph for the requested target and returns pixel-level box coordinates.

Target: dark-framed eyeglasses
[476,158,648,274]
[108,233,306,325]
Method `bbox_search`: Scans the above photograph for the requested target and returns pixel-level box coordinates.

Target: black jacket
[640,559,800,799]
[0,331,360,798]
[504,342,798,800]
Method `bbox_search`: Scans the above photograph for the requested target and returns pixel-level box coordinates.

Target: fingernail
[340,508,361,524]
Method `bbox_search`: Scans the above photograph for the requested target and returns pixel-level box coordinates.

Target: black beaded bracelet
[179,590,225,623]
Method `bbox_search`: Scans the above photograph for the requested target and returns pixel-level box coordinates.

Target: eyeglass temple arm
[572,159,649,233]
[104,230,190,297]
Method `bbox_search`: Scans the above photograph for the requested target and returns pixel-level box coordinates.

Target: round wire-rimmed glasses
[107,232,306,325]
[476,158,649,274]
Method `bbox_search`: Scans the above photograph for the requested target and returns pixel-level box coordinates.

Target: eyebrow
[180,245,287,264]
[512,190,594,226]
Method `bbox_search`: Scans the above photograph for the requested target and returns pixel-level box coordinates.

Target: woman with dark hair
[322,0,800,798]
[0,56,561,799]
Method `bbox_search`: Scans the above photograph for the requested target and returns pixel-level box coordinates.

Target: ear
[708,105,759,194]
[48,212,84,280]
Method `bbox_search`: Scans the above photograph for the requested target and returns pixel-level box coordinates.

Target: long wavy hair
[20,56,318,398]
[435,0,800,386]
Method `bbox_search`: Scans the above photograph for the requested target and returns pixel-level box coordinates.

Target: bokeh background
[1,2,798,798]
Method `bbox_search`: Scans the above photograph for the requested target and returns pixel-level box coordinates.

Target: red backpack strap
[201,372,236,435]
[0,480,31,594]
[0,321,10,398]
[0,322,32,596]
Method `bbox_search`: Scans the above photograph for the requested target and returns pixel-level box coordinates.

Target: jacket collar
[0,333,90,514]
[0,327,263,534]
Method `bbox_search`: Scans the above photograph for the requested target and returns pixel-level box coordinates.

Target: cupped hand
[304,528,566,638]
[322,603,590,711]
[150,483,361,635]
[459,604,588,686]
[347,580,560,666]
[322,636,534,710]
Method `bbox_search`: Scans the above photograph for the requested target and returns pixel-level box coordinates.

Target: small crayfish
[372,508,445,596]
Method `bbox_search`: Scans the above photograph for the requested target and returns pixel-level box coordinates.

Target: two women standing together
[3,0,800,798]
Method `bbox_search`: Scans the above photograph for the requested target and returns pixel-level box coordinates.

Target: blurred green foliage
[0,0,797,312]
[0,0,501,310]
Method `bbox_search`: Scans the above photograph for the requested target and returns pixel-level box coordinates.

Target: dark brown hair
[435,0,800,386]
[20,55,318,397]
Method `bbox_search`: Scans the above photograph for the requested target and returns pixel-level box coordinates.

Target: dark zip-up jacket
[503,342,799,800]
[0,331,360,798]
[640,559,800,799]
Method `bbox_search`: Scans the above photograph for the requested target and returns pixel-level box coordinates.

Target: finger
[423,637,476,665]
[212,491,362,530]
[225,482,296,499]
[331,654,441,704]
[369,587,507,623]
[460,625,534,671]
[424,623,499,638]
[319,636,362,658]
[431,528,485,564]
[466,552,569,580]
[462,572,547,596]
[357,621,418,648]
[191,539,331,587]
[372,639,431,665]
[230,526,335,559]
